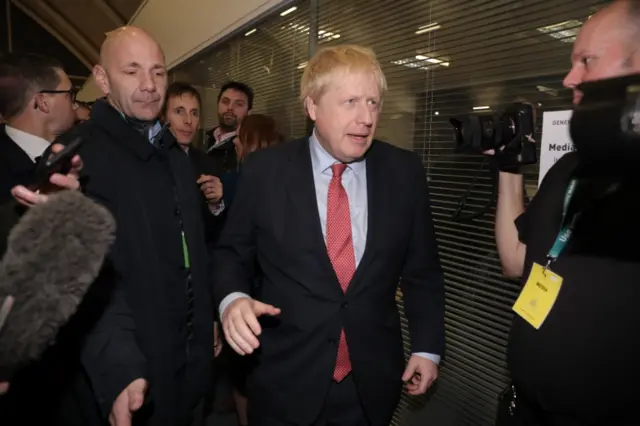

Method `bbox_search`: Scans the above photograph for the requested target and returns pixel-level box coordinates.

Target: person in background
[0,53,77,203]
[162,80,225,424]
[222,114,284,207]
[217,113,283,426]
[75,101,93,124]
[162,81,224,218]
[494,1,640,424]
[205,81,253,175]
[74,101,92,123]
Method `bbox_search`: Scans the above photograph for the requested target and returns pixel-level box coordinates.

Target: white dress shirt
[5,125,50,163]
[220,131,440,364]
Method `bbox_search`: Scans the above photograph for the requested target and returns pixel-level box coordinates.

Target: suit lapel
[349,141,385,293]
[283,139,339,291]
[282,139,388,295]
[0,129,37,174]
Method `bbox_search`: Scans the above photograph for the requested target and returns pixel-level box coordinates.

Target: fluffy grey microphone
[0,190,116,377]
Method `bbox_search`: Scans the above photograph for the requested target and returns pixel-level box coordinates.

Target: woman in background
[220,113,283,426]
[221,113,284,207]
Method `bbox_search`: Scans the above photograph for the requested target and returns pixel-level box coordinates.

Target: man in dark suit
[0,53,77,203]
[204,81,253,176]
[215,44,445,426]
[162,82,224,213]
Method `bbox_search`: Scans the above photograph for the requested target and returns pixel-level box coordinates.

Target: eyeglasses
[38,88,78,104]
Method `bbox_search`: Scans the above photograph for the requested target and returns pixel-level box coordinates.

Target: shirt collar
[111,103,161,143]
[309,128,366,176]
[214,127,236,145]
[5,125,50,162]
[148,121,163,143]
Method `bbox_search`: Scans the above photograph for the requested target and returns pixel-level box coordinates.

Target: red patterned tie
[326,163,355,382]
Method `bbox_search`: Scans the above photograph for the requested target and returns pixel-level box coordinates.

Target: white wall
[77,0,290,101]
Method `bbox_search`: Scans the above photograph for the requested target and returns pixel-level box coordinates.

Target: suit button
[174,208,180,216]
[341,302,349,309]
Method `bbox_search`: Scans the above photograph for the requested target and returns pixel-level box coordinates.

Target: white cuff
[209,199,225,216]
[218,292,251,320]
[412,352,441,365]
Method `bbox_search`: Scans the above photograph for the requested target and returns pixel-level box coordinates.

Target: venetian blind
[174,0,310,143]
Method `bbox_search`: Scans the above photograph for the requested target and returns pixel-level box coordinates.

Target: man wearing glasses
[0,53,78,203]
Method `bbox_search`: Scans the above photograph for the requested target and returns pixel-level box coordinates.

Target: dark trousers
[250,374,370,426]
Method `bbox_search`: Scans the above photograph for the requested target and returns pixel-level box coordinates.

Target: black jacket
[0,126,39,204]
[9,101,215,426]
[184,145,223,252]
[204,127,237,176]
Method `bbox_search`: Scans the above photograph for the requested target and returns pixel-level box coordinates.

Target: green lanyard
[545,179,579,267]
[181,231,190,269]
[545,178,618,268]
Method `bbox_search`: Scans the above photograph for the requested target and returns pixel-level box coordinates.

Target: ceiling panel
[10,0,143,73]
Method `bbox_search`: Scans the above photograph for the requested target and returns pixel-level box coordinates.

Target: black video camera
[570,72,640,169]
[449,102,537,171]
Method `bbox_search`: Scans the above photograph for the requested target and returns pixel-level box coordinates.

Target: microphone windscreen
[0,190,116,377]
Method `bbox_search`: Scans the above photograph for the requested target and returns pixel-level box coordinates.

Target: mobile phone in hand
[34,136,83,189]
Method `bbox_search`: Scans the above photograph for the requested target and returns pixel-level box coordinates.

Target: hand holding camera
[450,102,538,173]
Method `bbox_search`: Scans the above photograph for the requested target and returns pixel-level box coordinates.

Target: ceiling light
[391,55,451,71]
[415,22,441,35]
[297,62,308,69]
[280,6,297,16]
[536,85,558,96]
[282,23,341,41]
[415,55,450,67]
[473,106,490,110]
[244,28,257,36]
[536,20,582,43]
[319,31,340,40]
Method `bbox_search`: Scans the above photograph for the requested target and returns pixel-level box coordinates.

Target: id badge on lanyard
[512,180,578,330]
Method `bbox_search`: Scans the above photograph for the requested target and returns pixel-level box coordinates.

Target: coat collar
[90,100,175,161]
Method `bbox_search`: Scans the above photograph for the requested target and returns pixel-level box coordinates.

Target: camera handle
[451,156,499,222]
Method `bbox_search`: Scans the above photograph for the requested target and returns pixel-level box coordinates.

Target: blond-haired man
[215,44,445,426]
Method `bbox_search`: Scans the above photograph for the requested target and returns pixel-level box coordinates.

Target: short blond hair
[300,44,387,102]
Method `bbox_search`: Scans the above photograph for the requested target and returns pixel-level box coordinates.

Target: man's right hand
[11,143,83,207]
[109,378,147,426]
[222,297,280,355]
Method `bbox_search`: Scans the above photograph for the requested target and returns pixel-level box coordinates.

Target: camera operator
[494,1,640,425]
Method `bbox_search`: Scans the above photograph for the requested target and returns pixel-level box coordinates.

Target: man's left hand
[11,143,83,207]
[401,355,438,395]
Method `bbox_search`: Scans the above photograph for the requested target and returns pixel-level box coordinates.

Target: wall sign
[538,110,575,187]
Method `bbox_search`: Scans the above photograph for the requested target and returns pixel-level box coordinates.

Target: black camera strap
[451,156,499,222]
